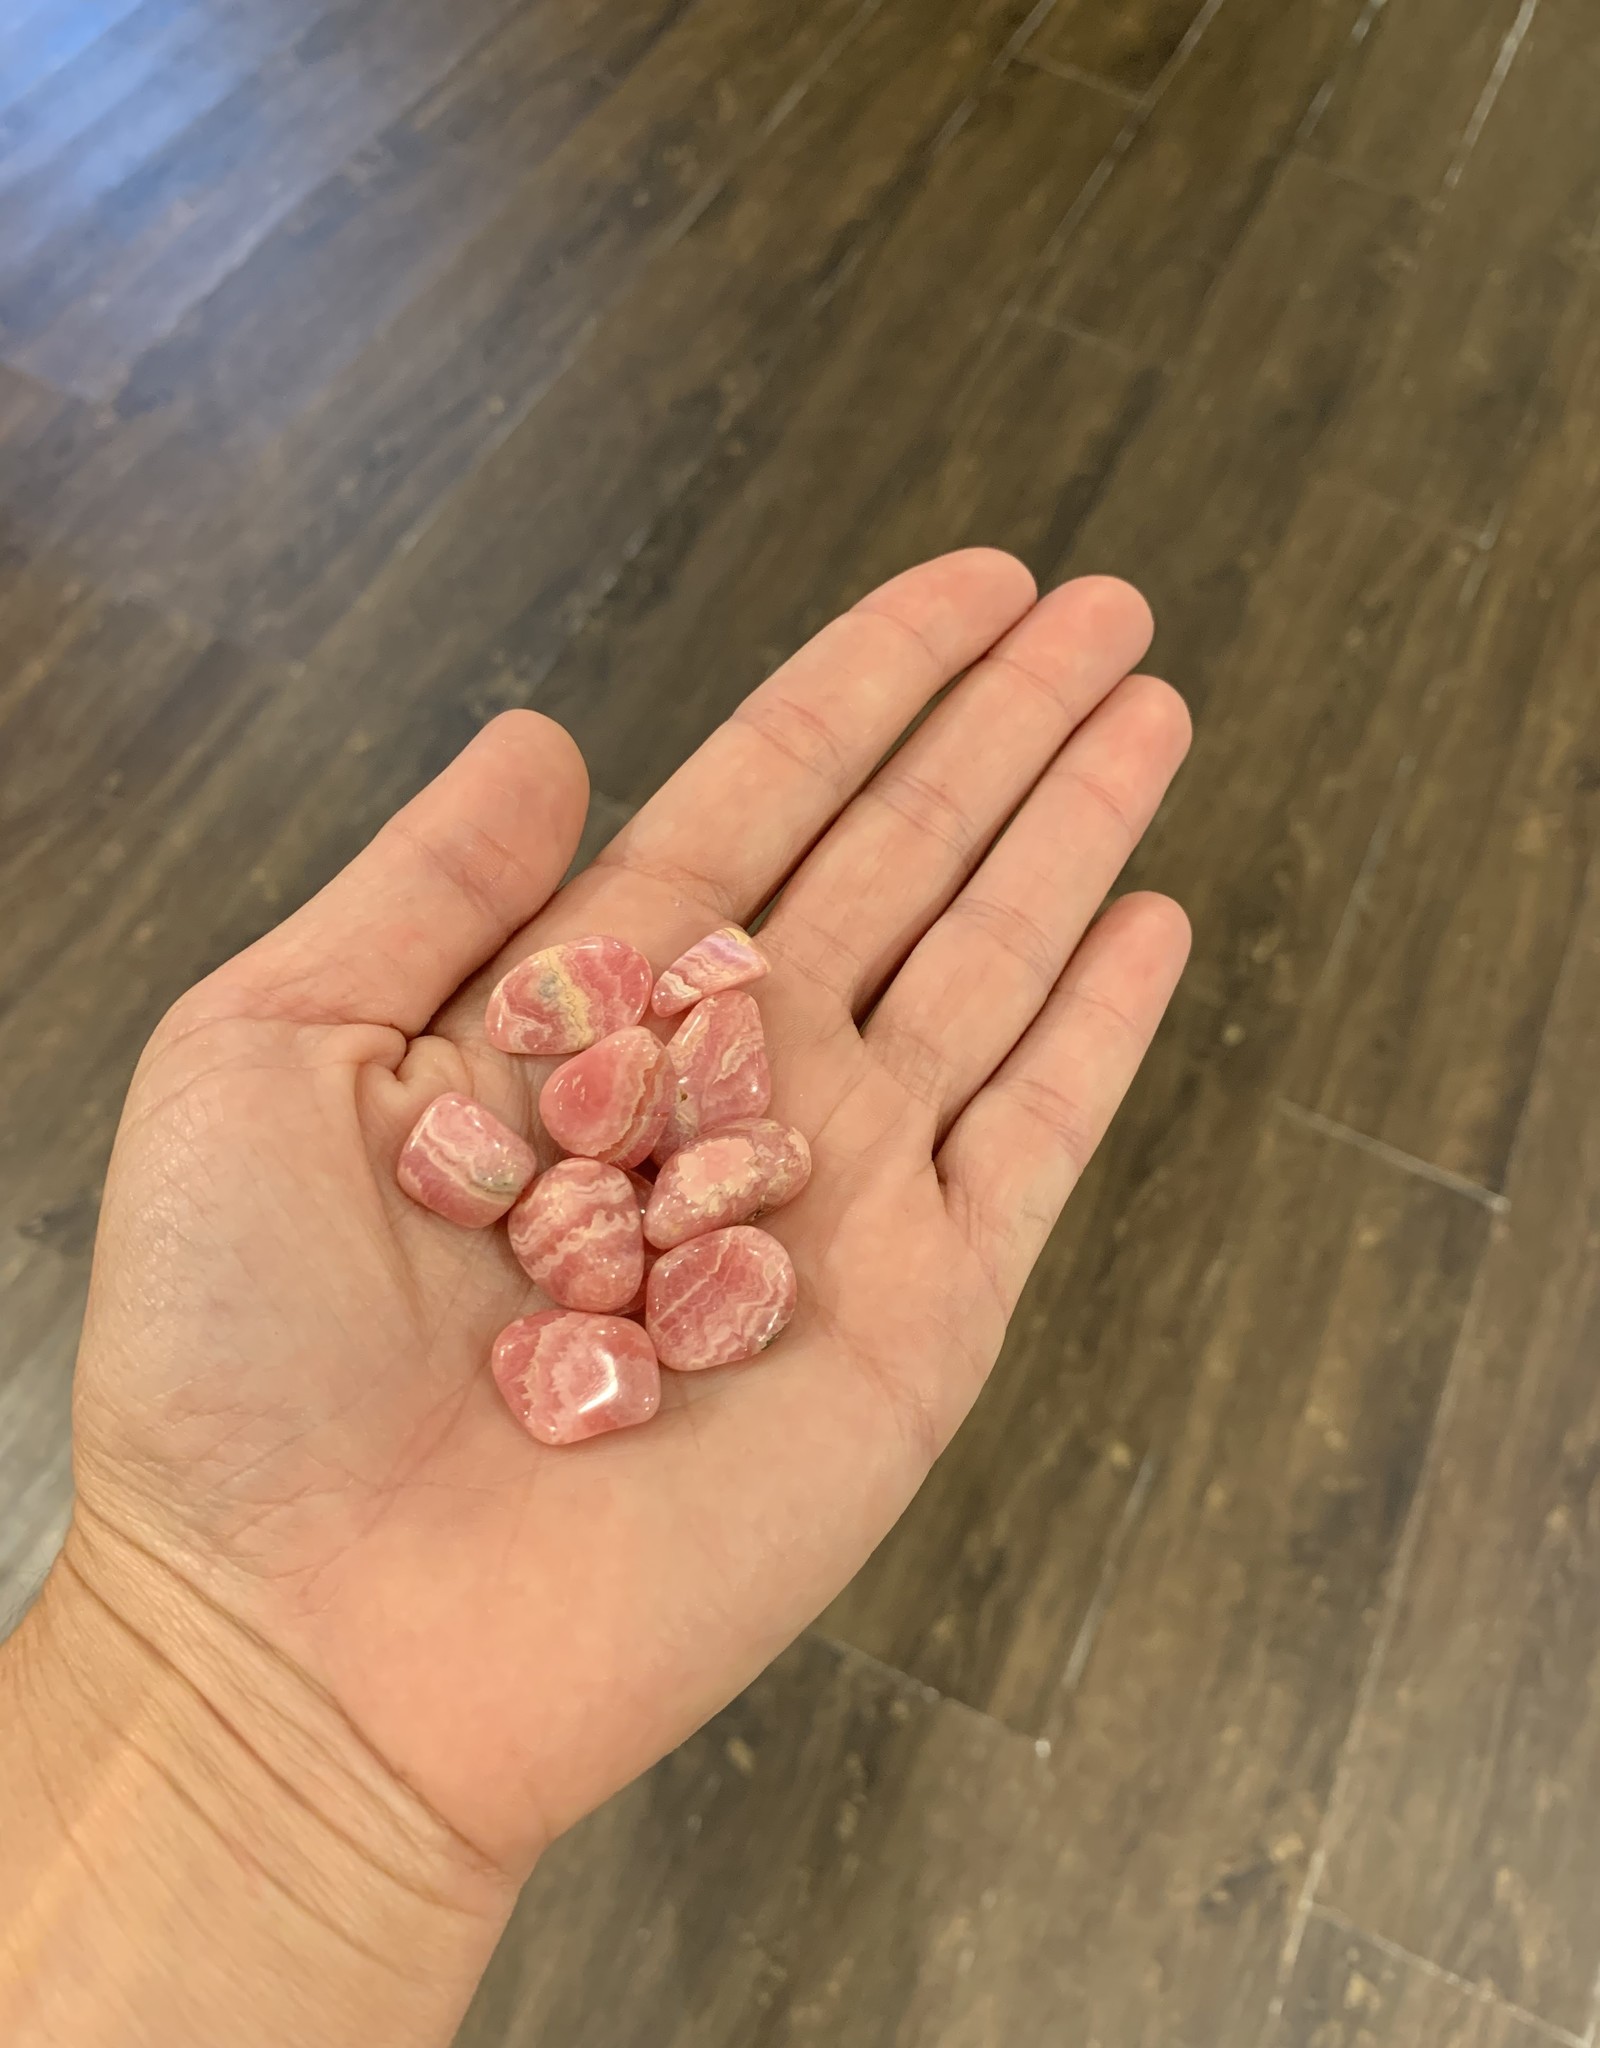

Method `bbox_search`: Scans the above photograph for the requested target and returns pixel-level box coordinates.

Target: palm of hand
[68,555,1190,1873]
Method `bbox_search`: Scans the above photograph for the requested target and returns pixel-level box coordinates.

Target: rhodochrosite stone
[654,992,771,1160]
[396,1093,536,1227]
[651,924,770,1016]
[485,935,651,1055]
[508,1159,645,1312]
[646,1225,798,1370]
[492,1311,661,1446]
[540,1026,673,1168]
[644,1121,811,1250]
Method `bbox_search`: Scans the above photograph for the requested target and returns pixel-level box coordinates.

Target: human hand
[57,551,1190,1895]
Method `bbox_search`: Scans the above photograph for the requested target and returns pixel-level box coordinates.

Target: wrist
[1,1516,516,2047]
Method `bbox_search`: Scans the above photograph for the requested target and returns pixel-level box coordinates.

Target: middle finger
[759,577,1153,1011]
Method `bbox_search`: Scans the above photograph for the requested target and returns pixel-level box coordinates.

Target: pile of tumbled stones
[396,928,807,1446]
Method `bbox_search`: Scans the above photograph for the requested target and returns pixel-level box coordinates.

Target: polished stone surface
[492,1310,661,1447]
[485,934,652,1055]
[395,1092,536,1228]
[646,1224,798,1371]
[508,1158,646,1312]
[644,1120,811,1250]
[651,924,770,1016]
[540,1025,674,1168]
[654,992,772,1161]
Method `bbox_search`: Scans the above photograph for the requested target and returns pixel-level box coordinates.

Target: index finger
[585,549,1038,922]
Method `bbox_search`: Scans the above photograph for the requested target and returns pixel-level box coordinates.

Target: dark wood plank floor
[4,1,1600,2042]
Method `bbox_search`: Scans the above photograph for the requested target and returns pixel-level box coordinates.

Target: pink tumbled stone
[507,1159,645,1312]
[651,924,770,1017]
[492,1311,661,1446]
[540,1025,673,1168]
[396,1092,536,1227]
[646,1225,798,1371]
[654,992,771,1161]
[645,1121,811,1250]
[485,934,651,1055]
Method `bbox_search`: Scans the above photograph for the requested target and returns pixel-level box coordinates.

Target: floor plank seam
[1294,0,1385,153]
[1015,304,1152,366]
[1308,1903,1588,2048]
[1054,1445,1157,1701]
[1442,0,1541,195]
[1284,142,1446,215]
[1007,0,1228,326]
[1272,1101,1511,1215]
[811,1630,1060,1761]
[1008,48,1144,108]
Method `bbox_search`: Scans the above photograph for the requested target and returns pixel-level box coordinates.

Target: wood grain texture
[0,0,870,653]
[0,0,524,394]
[1330,0,1600,538]
[1032,0,1368,358]
[1284,276,1600,1191]
[1302,0,1531,200]
[244,0,1041,680]
[1271,1914,1567,2048]
[1315,875,1600,2037]
[1023,0,1209,96]
[0,0,150,121]
[458,1634,1063,2048]
[532,64,1132,801]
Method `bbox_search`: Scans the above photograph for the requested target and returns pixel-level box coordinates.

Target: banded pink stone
[646,1225,798,1371]
[508,1159,645,1312]
[396,1092,535,1227]
[492,1311,661,1446]
[654,991,771,1161]
[485,934,651,1055]
[540,1025,673,1168]
[644,1120,811,1250]
[651,924,770,1017]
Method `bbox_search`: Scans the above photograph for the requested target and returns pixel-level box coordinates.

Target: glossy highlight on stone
[654,991,771,1161]
[540,1025,673,1168]
[651,924,770,1017]
[485,934,651,1055]
[508,1159,645,1312]
[396,1093,536,1228]
[644,1121,811,1250]
[492,1311,661,1446]
[646,1225,798,1371]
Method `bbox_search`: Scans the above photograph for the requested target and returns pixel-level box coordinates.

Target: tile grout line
[1442,0,1540,194]
[1309,1904,1589,2048]
[1264,854,1600,2044]
[1273,1100,1510,1215]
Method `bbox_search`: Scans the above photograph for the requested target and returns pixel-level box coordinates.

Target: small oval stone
[508,1159,645,1312]
[654,991,771,1161]
[645,1121,811,1250]
[646,1225,798,1371]
[485,934,651,1055]
[540,1025,674,1168]
[492,1311,661,1446]
[396,1092,535,1227]
[651,924,770,1017]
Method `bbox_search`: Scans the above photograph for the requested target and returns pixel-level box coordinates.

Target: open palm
[67,552,1191,1876]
